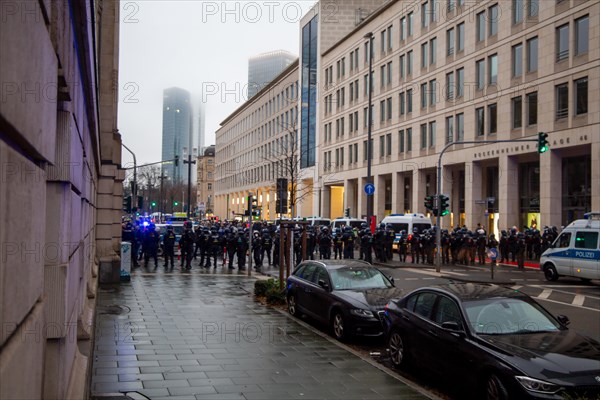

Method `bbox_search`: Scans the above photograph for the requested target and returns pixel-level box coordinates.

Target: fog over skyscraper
[247,50,296,99]
[162,87,193,182]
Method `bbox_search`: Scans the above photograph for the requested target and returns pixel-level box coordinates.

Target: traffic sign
[364,183,375,196]
[487,248,498,260]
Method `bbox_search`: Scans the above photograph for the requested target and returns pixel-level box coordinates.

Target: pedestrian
[179,221,196,270]
[516,232,526,270]
[236,230,248,270]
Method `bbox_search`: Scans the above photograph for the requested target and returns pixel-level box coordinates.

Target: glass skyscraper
[301,16,318,169]
[248,50,296,99]
[162,87,193,182]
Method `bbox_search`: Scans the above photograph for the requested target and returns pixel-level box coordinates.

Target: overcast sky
[118,1,315,168]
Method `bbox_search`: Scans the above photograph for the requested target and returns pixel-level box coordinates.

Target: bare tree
[263,116,337,218]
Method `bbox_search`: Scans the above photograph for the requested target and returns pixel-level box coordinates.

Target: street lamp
[183,147,197,219]
[365,32,374,230]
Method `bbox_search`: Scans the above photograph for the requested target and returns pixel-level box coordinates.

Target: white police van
[540,212,600,282]
[380,213,432,250]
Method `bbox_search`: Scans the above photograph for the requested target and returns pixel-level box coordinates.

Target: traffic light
[151,201,156,208]
[424,195,434,211]
[344,208,350,218]
[439,194,450,216]
[137,196,143,211]
[537,132,549,153]
[122,195,132,213]
[174,155,179,166]
[250,195,260,219]
[174,201,179,206]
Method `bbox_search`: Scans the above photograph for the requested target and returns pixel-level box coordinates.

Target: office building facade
[319,0,599,233]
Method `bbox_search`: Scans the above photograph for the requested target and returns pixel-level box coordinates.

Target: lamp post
[122,142,137,203]
[183,147,197,219]
[365,32,374,229]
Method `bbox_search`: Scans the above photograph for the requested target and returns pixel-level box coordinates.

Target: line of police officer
[122,219,559,272]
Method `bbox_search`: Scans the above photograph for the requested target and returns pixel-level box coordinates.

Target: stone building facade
[0,0,122,398]
[319,0,599,234]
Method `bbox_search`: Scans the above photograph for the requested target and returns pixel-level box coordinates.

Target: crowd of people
[121,218,560,272]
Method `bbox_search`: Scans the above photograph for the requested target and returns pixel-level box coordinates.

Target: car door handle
[428,330,438,337]
[401,315,410,321]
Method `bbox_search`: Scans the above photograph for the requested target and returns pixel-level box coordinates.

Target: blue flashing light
[143,221,149,227]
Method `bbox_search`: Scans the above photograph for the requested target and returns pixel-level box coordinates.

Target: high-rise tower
[162,87,193,182]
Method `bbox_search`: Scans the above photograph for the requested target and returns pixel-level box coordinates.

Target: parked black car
[286,260,403,341]
[382,283,600,400]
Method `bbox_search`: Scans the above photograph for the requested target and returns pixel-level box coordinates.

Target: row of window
[326,2,588,93]
[324,77,588,155]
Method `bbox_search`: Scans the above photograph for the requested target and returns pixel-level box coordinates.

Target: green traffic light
[174,201,179,206]
[539,145,548,153]
[441,210,450,216]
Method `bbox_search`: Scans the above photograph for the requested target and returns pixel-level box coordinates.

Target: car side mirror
[318,279,330,291]
[388,276,395,286]
[556,315,570,327]
[441,321,464,335]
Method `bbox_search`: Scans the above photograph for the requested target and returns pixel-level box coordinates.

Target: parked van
[540,212,600,282]
[380,213,433,250]
[293,216,331,227]
[331,217,366,231]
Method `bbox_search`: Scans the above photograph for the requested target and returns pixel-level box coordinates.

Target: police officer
[361,229,373,264]
[342,226,355,259]
[333,228,344,259]
[410,228,421,264]
[441,230,451,265]
[261,229,273,265]
[516,232,526,270]
[487,233,499,267]
[236,230,248,270]
[499,230,509,263]
[318,227,332,260]
[143,223,159,269]
[251,231,262,270]
[385,224,395,260]
[225,228,237,269]
[179,222,196,270]
[476,229,487,265]
[163,225,177,270]
[397,230,408,262]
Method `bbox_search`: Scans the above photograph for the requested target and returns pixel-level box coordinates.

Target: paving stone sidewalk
[91,266,431,400]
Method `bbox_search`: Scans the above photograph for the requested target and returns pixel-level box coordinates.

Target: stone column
[412,169,426,214]
[321,185,331,219]
[375,174,385,221]
[391,172,402,214]
[591,142,600,213]
[540,149,562,228]
[499,155,519,230]
[357,178,365,219]
[465,161,483,229]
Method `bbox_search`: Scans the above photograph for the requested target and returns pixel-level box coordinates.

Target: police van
[540,212,600,282]
[380,213,433,250]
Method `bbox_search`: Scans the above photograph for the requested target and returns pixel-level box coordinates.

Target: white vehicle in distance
[540,212,600,282]
[380,213,433,250]
[293,216,331,227]
[331,217,367,231]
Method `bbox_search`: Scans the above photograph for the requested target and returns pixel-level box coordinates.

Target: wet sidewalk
[91,266,432,400]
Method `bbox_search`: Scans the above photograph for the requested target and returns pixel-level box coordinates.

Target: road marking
[536,297,600,312]
[527,286,600,300]
[423,277,436,280]
[572,294,585,306]
[404,268,467,277]
[538,289,553,299]
[404,278,420,281]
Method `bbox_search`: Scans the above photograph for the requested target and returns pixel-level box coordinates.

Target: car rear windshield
[329,267,393,290]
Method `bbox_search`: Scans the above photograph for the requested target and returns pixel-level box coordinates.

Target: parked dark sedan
[382,283,600,400]
[286,260,403,341]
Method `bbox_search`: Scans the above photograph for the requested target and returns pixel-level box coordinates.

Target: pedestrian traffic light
[424,195,434,211]
[122,195,132,213]
[250,196,260,218]
[537,132,549,154]
[439,194,450,216]
[344,208,350,218]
